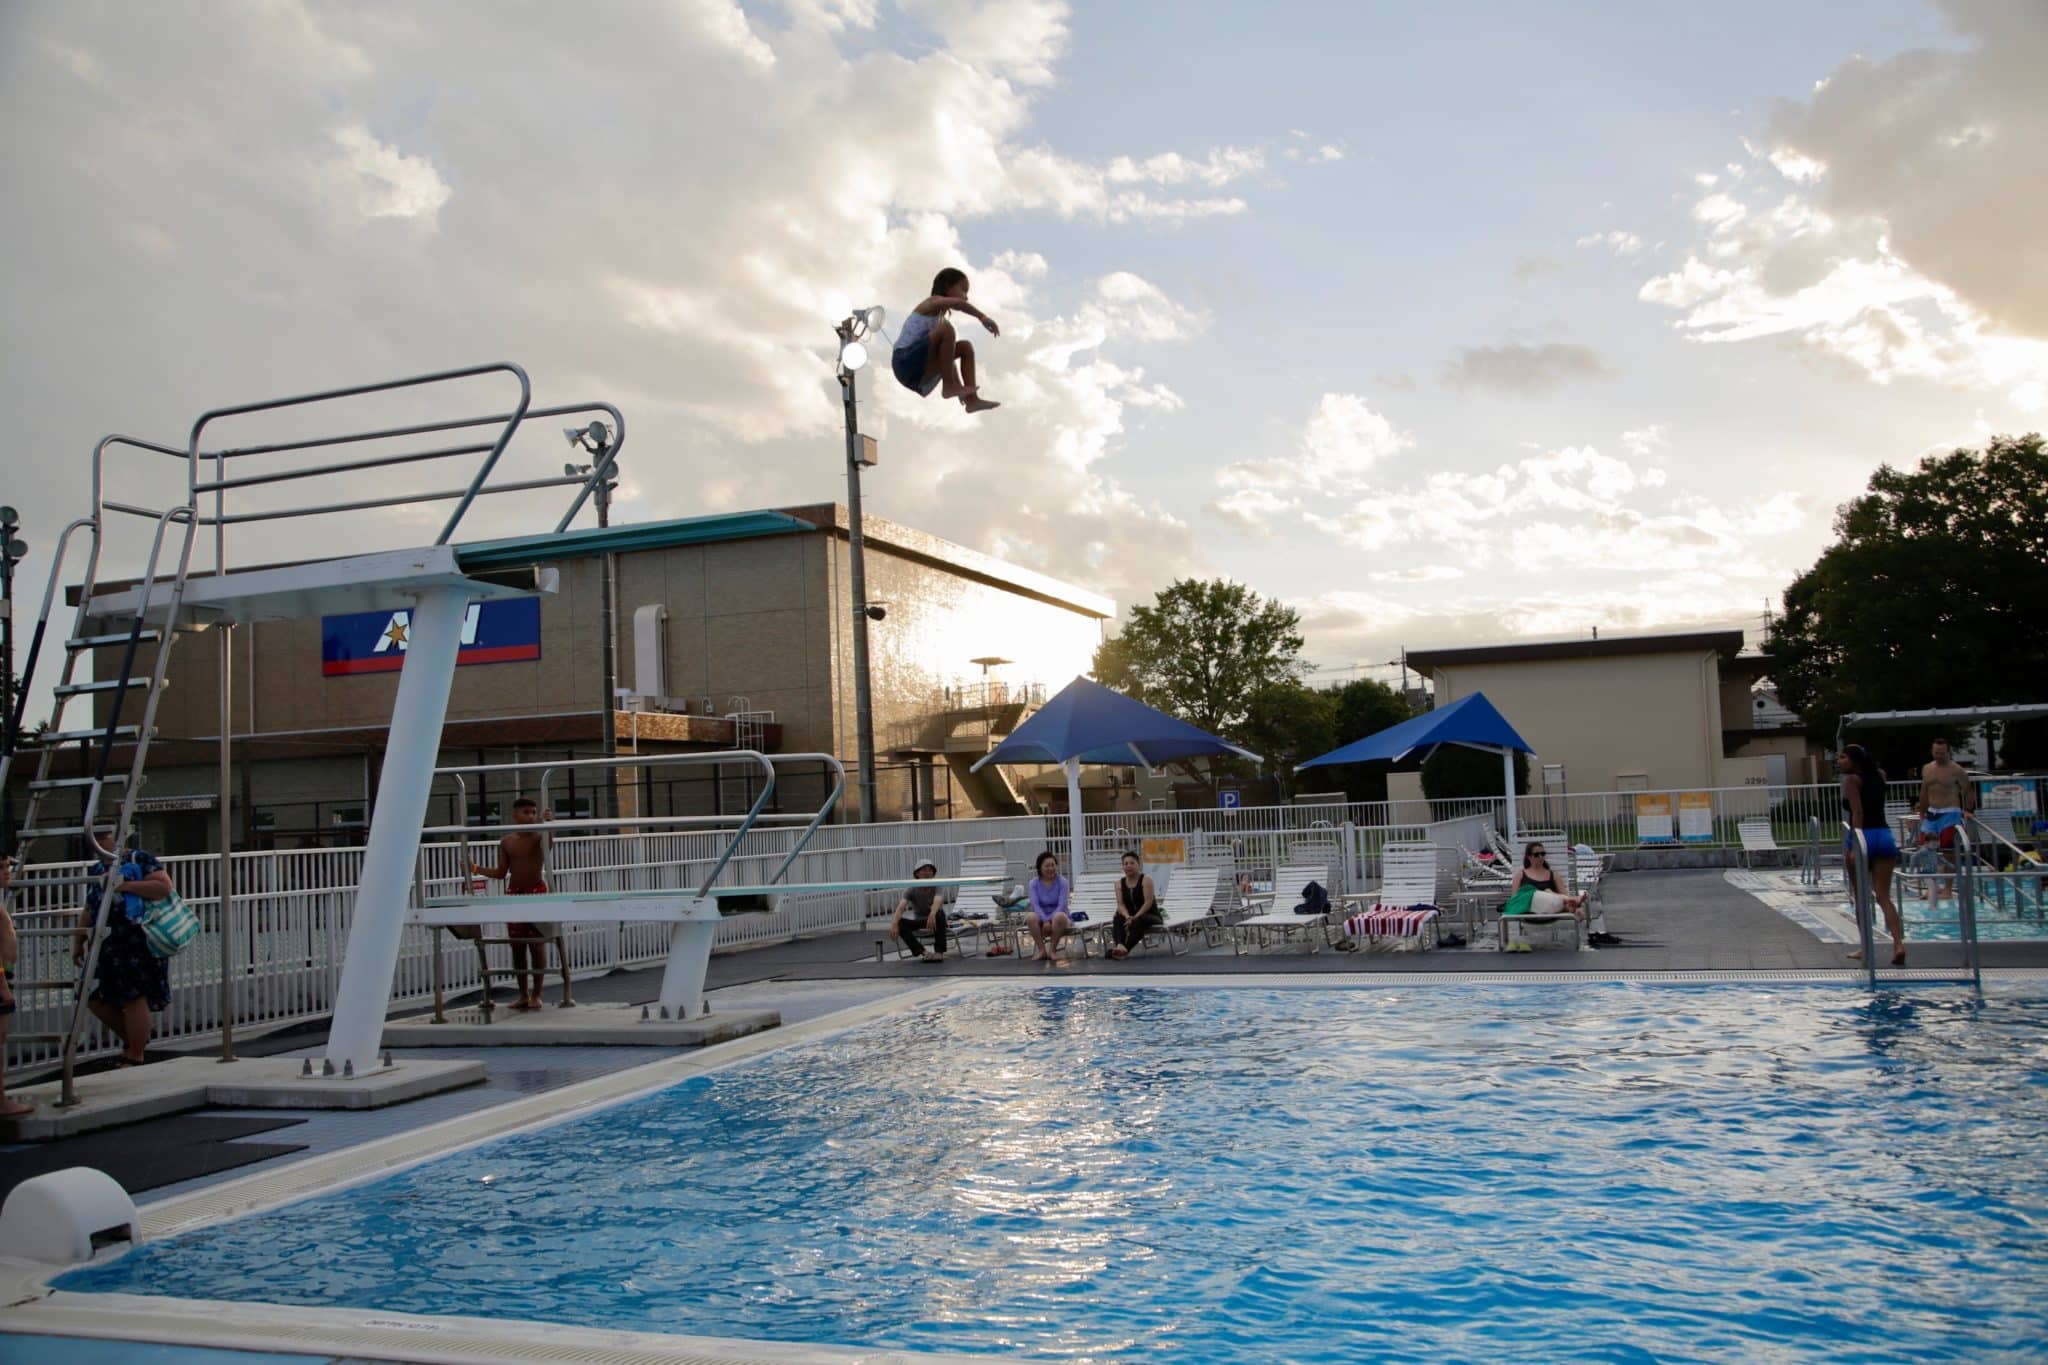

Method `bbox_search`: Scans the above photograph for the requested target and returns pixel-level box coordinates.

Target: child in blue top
[1026,850,1072,962]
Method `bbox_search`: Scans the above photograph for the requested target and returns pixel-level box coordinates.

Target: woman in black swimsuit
[1109,850,1162,960]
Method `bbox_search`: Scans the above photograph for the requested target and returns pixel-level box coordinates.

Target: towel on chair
[1344,904,1440,939]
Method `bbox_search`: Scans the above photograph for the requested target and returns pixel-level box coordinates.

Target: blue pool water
[63,984,2048,1361]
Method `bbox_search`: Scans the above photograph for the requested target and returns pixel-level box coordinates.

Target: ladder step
[28,774,131,792]
[6,978,80,991]
[53,679,137,696]
[3,872,104,889]
[67,629,162,649]
[15,826,85,840]
[41,725,144,744]
[1,1031,75,1042]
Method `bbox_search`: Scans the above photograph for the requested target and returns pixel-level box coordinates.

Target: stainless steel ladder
[1,501,198,1105]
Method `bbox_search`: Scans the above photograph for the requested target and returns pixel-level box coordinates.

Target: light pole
[836,308,887,822]
[1,506,24,851]
[566,424,620,819]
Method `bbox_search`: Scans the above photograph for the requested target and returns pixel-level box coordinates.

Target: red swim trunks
[507,881,548,936]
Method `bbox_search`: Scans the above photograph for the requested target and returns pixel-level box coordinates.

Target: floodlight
[839,339,869,372]
[860,305,886,333]
[563,426,586,447]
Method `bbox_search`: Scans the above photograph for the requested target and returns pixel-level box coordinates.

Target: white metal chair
[1231,864,1336,954]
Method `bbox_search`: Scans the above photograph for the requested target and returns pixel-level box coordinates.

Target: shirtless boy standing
[469,797,554,1010]
[1915,736,1974,901]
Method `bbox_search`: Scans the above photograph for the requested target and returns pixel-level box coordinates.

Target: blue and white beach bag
[139,891,200,958]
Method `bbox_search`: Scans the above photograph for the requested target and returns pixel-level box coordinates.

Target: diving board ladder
[0,443,200,1107]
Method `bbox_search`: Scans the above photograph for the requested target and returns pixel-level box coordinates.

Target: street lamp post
[1,506,24,851]
[835,309,887,822]
[566,425,620,819]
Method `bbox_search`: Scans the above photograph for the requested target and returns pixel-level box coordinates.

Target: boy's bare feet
[964,395,1001,414]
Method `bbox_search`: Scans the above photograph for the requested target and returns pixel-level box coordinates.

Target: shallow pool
[64,983,2048,1361]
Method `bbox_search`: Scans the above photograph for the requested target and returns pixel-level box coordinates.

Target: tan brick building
[63,505,1110,852]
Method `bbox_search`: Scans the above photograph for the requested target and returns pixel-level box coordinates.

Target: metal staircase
[1,486,199,1105]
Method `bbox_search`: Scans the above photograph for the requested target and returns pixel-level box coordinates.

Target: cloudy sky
[3,0,2043,694]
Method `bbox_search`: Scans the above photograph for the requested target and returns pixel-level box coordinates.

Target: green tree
[1772,435,2048,741]
[1299,678,1414,803]
[1421,745,1529,820]
[1238,680,1336,799]
[1093,579,1307,734]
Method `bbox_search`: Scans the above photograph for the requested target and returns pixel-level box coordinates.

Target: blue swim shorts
[892,342,938,396]
[1920,807,1963,842]
[1859,827,1899,861]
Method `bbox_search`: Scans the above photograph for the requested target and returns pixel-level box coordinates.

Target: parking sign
[1219,789,1241,809]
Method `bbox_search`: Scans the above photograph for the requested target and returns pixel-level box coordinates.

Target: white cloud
[1443,341,1608,393]
[326,124,451,223]
[1620,424,1668,456]
[1576,229,1643,256]
[1208,394,1412,529]
[0,0,1261,623]
[1638,2,2048,411]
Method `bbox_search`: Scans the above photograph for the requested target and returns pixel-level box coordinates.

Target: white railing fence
[7,779,2036,1077]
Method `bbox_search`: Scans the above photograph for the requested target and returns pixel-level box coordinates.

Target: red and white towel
[1344,905,1439,939]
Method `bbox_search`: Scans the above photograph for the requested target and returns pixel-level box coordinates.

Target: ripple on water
[60,982,2048,1362]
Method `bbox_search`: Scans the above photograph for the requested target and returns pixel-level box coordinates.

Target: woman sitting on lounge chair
[1026,850,1073,962]
[1109,850,1162,960]
[891,860,949,962]
[1501,844,1587,922]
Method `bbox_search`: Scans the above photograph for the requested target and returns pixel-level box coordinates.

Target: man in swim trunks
[1915,736,1973,902]
[469,797,554,1010]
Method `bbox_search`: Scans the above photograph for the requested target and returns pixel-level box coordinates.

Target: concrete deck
[380,1001,780,1047]
[0,1056,486,1142]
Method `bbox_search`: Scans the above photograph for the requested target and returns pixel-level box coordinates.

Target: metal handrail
[1952,820,1983,986]
[434,751,777,899]
[186,362,530,553]
[1843,823,1877,988]
[60,502,201,1108]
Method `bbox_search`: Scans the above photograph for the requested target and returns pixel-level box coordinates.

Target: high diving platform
[0,361,980,1131]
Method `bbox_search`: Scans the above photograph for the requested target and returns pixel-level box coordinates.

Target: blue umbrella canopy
[970,676,1261,772]
[1296,691,1532,769]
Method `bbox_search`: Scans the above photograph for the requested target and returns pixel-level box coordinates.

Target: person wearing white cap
[891,860,950,962]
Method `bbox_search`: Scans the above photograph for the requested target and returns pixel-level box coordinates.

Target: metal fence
[4,815,1059,1079]
[8,779,2039,1078]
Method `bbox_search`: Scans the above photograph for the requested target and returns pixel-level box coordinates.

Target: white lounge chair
[1336,842,1441,950]
[1738,818,1784,869]
[1231,864,1336,954]
[1126,865,1222,955]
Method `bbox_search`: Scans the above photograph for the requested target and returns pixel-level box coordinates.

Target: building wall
[1432,649,1726,792]
[820,534,1105,819]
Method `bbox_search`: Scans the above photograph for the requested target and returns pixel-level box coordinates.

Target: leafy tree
[1093,578,1306,733]
[1299,678,1414,803]
[1094,579,1306,799]
[1237,681,1336,800]
[1772,435,2048,743]
[1421,745,1528,819]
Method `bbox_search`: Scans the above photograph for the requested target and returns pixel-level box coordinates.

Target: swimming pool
[61,982,2048,1360]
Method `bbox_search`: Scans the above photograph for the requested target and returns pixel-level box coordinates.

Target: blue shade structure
[1296,691,1534,841]
[971,676,1261,866]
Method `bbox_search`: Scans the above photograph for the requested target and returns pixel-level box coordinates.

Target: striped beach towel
[1344,904,1440,940]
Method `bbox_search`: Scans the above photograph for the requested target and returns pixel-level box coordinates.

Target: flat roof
[78,506,1115,619]
[1407,630,1748,670]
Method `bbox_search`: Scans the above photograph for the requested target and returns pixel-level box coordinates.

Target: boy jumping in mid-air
[468,797,554,1010]
[892,267,1001,413]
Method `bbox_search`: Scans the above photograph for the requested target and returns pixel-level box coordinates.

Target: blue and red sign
[321,598,542,677]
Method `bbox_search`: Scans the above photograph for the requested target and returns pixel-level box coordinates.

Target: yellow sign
[1634,793,1675,843]
[1141,836,1188,866]
[1678,792,1715,842]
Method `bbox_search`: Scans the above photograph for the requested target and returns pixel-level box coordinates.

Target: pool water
[64,984,2048,1361]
